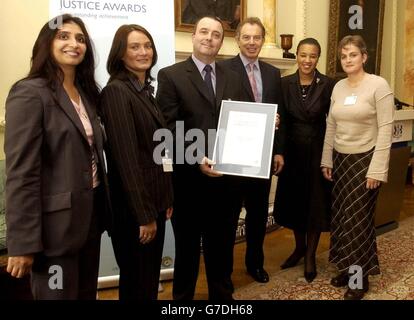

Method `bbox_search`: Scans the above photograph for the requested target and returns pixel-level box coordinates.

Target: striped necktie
[248,63,259,102]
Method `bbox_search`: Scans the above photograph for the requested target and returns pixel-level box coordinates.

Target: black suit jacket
[220,54,283,106]
[156,57,243,161]
[5,78,109,257]
[219,54,284,156]
[274,70,335,231]
[99,75,173,227]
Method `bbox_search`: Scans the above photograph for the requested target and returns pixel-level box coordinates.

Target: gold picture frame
[327,0,385,80]
[174,0,247,37]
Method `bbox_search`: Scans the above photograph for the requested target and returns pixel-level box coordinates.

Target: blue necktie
[203,64,215,106]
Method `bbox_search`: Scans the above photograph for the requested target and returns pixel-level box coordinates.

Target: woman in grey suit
[5,14,110,299]
[99,24,173,300]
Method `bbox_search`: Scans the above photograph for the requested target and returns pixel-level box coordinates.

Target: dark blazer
[277,70,335,155]
[156,57,243,161]
[219,54,284,157]
[275,70,335,231]
[5,78,109,257]
[99,75,173,227]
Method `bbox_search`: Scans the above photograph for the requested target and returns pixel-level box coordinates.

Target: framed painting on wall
[327,0,385,80]
[174,0,246,37]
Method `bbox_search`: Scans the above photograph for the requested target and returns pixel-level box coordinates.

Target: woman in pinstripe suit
[99,24,173,300]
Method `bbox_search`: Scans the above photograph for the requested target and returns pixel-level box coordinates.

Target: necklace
[299,71,315,100]
[300,84,311,100]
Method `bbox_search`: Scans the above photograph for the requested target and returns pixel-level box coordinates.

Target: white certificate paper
[213,100,277,179]
[221,111,267,166]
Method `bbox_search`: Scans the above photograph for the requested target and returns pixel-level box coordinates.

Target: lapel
[53,83,89,145]
[287,72,308,119]
[185,57,218,108]
[214,63,226,110]
[79,87,103,152]
[234,55,255,102]
[124,75,166,127]
[259,60,271,103]
[289,70,327,118]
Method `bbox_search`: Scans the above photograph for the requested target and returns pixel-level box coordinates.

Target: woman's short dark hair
[337,35,368,60]
[24,14,99,104]
[106,24,158,84]
[296,38,321,57]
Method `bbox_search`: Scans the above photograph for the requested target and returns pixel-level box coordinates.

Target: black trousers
[171,166,240,300]
[233,177,272,270]
[30,186,103,300]
[111,211,166,300]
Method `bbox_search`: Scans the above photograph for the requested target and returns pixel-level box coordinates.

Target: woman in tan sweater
[321,35,395,300]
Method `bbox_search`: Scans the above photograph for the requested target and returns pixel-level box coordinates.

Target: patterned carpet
[234,216,414,300]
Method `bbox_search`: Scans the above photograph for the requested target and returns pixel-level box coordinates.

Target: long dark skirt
[329,149,380,277]
[274,138,332,232]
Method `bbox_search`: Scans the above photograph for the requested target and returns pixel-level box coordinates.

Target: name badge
[344,95,357,106]
[162,157,173,172]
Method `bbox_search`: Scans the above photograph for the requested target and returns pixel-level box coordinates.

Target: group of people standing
[5,13,394,302]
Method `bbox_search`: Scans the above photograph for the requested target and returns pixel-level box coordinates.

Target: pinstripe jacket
[99,74,173,227]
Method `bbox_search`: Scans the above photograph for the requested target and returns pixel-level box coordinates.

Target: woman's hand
[166,207,173,220]
[273,154,284,175]
[275,113,280,130]
[322,167,333,181]
[7,255,34,278]
[139,221,157,244]
[366,178,381,189]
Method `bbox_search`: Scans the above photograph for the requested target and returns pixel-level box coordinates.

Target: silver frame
[212,100,277,179]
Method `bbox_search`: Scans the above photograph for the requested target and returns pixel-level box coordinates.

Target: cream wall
[380,0,407,99]
[380,0,395,89]
[0,0,49,114]
[305,0,330,74]
[395,0,407,100]
[0,0,49,159]
[403,0,414,103]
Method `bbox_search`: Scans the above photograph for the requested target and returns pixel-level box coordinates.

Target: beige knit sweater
[321,73,395,182]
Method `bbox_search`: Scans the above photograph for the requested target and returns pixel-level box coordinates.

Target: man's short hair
[235,17,266,40]
[193,16,225,40]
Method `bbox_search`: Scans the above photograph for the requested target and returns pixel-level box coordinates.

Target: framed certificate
[212,100,277,179]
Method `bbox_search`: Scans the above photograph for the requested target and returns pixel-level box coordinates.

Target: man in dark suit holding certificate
[220,17,285,283]
[156,16,242,300]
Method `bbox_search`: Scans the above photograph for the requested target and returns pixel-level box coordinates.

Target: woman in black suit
[99,24,174,300]
[5,14,109,299]
[274,38,335,282]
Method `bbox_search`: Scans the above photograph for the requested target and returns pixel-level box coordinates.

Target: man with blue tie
[156,16,243,300]
[220,17,285,283]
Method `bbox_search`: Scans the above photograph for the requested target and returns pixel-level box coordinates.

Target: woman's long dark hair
[18,14,100,105]
[106,24,158,84]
